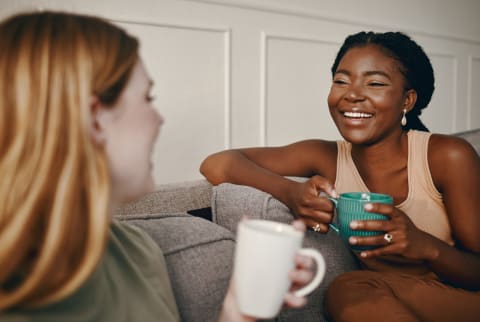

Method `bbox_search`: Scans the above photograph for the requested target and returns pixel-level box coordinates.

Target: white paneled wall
[470,57,480,129]
[118,21,231,183]
[1,0,480,183]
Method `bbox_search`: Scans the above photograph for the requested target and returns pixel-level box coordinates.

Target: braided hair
[331,31,435,132]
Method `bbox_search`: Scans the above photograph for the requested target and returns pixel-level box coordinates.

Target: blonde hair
[0,11,138,309]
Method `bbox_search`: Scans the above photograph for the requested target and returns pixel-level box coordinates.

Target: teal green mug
[328,192,393,251]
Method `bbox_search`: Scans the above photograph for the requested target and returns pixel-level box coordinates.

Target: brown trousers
[325,270,480,322]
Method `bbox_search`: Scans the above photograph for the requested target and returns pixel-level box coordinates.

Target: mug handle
[292,248,326,297]
[327,197,340,233]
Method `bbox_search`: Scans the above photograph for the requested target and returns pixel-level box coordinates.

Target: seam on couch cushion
[162,237,235,256]
[116,212,191,221]
[211,187,218,223]
[261,194,272,219]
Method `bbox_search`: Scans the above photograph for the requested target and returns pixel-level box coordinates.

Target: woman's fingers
[349,233,390,247]
[300,217,329,233]
[294,253,315,269]
[289,267,315,289]
[284,293,307,308]
[309,175,339,198]
[284,255,313,308]
[291,219,307,232]
[349,219,393,232]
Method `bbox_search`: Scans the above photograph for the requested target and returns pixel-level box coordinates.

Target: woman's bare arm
[200,140,340,231]
[426,134,480,289]
[200,140,337,206]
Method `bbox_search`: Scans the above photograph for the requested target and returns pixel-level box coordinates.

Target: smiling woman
[330,32,434,134]
[328,44,417,145]
[200,31,480,321]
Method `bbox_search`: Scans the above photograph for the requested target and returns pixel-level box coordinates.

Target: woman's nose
[344,84,365,102]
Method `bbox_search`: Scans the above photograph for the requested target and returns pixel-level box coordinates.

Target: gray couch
[115,129,480,322]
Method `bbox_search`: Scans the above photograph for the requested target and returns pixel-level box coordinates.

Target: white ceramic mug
[234,219,326,319]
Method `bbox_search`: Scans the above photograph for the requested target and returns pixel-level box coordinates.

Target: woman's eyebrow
[364,70,391,79]
[334,69,391,80]
[334,69,350,76]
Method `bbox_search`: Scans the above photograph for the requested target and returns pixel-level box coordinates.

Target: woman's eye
[333,79,348,85]
[368,82,386,87]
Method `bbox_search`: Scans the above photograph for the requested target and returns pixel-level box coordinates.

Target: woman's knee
[325,271,385,320]
[327,270,381,296]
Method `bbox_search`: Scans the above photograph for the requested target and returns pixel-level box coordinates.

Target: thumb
[310,175,339,198]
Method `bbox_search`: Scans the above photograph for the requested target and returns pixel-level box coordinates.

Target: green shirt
[1,221,180,322]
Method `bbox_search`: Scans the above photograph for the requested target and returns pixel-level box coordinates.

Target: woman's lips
[340,111,374,126]
[342,111,373,119]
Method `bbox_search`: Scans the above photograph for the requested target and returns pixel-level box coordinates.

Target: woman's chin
[114,177,156,206]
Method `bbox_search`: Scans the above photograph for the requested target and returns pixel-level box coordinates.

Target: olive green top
[1,221,180,322]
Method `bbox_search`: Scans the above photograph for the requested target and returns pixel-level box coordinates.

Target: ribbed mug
[328,192,393,250]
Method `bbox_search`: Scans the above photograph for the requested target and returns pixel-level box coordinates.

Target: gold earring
[401,108,407,126]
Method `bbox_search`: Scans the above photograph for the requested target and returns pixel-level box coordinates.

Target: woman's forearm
[425,234,480,290]
[200,150,298,207]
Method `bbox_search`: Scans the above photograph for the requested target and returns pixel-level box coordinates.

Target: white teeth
[343,111,373,118]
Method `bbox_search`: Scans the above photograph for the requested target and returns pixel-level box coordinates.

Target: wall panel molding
[188,0,480,45]
[115,18,232,149]
[259,31,340,145]
[428,53,458,133]
[467,55,480,129]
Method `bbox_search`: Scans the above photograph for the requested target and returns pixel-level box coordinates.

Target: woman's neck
[350,130,409,170]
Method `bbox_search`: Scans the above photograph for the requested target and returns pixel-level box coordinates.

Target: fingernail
[295,255,307,266]
[350,221,358,229]
[364,203,373,211]
[360,252,367,258]
[332,189,339,198]
[349,237,357,244]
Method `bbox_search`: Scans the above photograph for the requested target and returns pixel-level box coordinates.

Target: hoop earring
[401,108,407,126]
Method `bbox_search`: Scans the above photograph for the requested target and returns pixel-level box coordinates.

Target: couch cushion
[212,183,359,322]
[119,213,235,322]
[115,180,212,216]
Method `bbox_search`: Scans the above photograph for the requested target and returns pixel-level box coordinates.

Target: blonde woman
[0,11,313,321]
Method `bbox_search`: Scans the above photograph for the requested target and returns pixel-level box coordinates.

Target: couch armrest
[115,179,213,216]
[212,183,359,322]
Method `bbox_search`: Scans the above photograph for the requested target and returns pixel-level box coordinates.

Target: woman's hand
[284,220,315,308]
[286,176,338,233]
[218,220,315,322]
[348,203,439,260]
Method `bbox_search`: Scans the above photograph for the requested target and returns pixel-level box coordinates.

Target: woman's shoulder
[110,220,163,259]
[427,132,480,190]
[111,220,149,241]
[428,132,479,164]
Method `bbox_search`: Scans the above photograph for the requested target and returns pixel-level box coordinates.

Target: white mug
[234,219,326,319]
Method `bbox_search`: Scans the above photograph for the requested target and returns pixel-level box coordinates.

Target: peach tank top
[335,130,454,274]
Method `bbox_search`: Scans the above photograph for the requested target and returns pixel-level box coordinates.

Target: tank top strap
[405,130,442,201]
[335,141,369,193]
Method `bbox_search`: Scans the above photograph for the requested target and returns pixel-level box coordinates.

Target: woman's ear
[404,89,417,112]
[90,96,107,146]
